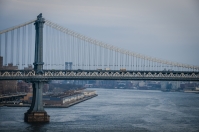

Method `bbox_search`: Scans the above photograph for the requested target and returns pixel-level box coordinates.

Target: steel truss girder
[0,70,198,81]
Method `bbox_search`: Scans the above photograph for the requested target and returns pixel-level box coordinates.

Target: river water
[0,88,199,132]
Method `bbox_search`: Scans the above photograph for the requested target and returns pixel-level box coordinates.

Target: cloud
[0,0,199,65]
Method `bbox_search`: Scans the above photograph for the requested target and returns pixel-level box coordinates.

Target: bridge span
[0,13,199,123]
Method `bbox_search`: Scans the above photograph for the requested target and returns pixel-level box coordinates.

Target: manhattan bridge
[0,14,198,122]
[0,15,198,81]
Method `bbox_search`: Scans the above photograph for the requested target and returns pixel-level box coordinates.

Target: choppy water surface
[0,88,199,132]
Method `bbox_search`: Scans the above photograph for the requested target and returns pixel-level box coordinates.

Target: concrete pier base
[24,81,50,123]
[24,111,50,123]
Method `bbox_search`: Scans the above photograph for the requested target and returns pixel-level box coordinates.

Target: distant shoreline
[0,94,98,108]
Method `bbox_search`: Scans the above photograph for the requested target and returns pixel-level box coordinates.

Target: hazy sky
[0,0,199,66]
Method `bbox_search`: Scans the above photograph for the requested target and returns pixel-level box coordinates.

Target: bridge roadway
[0,70,198,81]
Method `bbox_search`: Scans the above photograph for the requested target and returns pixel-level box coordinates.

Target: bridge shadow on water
[25,122,49,132]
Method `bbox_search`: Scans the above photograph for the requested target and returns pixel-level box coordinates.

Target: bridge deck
[0,70,198,81]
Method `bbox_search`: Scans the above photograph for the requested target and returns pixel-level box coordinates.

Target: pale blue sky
[0,0,199,66]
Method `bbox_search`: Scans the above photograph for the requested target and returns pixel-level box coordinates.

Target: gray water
[0,88,199,132]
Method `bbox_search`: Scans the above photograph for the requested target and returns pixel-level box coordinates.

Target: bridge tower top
[33,13,45,74]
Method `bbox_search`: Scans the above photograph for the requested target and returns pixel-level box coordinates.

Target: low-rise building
[28,90,97,105]
[0,57,18,94]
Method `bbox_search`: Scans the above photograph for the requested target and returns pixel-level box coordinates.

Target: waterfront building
[0,57,18,94]
[28,90,96,105]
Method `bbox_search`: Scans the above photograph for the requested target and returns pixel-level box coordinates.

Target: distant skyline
[0,0,199,66]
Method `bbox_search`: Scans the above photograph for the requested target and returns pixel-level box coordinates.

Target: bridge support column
[24,82,49,122]
[24,13,49,123]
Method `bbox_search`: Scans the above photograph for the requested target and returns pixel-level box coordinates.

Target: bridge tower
[24,14,50,122]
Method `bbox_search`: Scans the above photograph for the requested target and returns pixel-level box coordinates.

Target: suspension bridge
[0,15,199,81]
[0,14,199,122]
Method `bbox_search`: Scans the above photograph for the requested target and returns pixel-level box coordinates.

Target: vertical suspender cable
[83,39,85,69]
[110,49,112,69]
[64,32,66,70]
[56,28,58,69]
[124,53,126,69]
[52,27,55,69]
[11,30,14,64]
[22,26,25,67]
[25,26,27,67]
[53,28,56,69]
[74,36,76,69]
[0,35,1,57]
[60,30,62,69]
[96,44,98,70]
[78,38,80,69]
[133,55,134,70]
[93,43,95,69]
[73,35,75,69]
[85,41,89,69]
[89,41,90,70]
[91,41,92,69]
[79,39,81,69]
[114,50,116,70]
[95,43,97,69]
[131,55,132,70]
[52,29,57,69]
[84,40,86,70]
[60,31,62,69]
[109,47,110,69]
[128,54,129,70]
[65,32,67,69]
[72,34,74,69]
[57,30,60,69]
[126,53,128,70]
[49,26,51,69]
[91,42,93,69]
[82,39,84,69]
[57,29,59,69]
[17,28,19,66]
[30,24,33,66]
[104,46,106,69]
[47,25,49,69]
[30,24,33,68]
[51,26,54,69]
[61,31,64,69]
[120,52,121,69]
[100,45,102,69]
[45,25,48,69]
[57,31,60,69]
[5,32,8,66]
[107,48,108,68]
[116,51,118,70]
[28,24,30,66]
[69,35,71,69]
